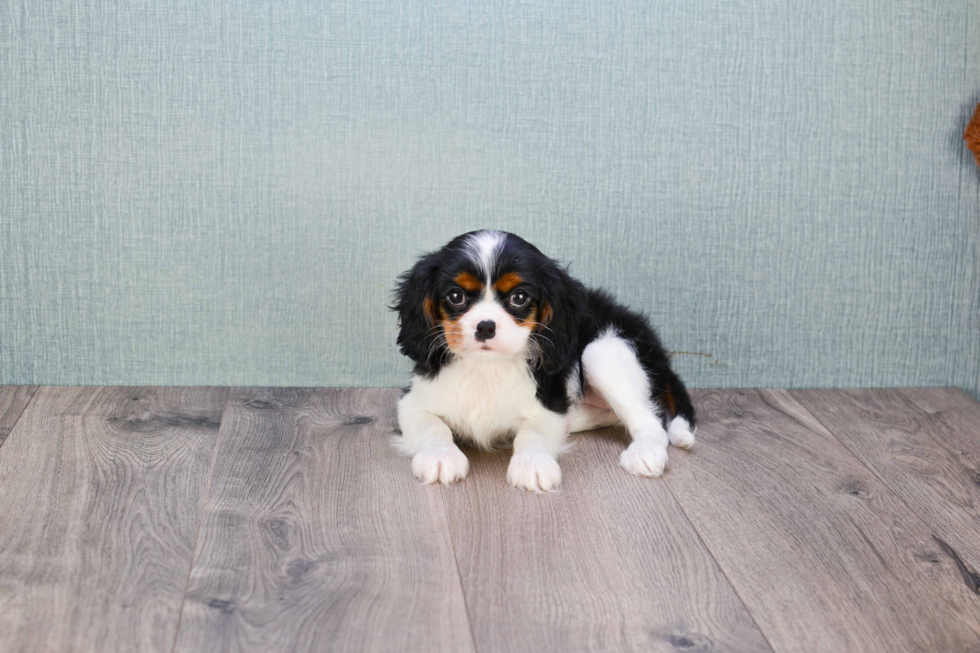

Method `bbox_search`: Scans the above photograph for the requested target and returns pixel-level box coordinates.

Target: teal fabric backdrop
[1,1,978,396]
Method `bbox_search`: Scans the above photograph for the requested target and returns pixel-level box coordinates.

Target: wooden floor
[0,387,979,652]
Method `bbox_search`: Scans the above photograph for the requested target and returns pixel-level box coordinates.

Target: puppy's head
[393,230,583,375]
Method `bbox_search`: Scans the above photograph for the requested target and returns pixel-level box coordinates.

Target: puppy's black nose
[475,320,496,341]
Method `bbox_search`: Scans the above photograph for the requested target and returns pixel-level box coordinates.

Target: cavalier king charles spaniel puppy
[392,230,696,492]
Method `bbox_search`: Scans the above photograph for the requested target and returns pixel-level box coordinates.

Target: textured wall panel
[1,1,978,396]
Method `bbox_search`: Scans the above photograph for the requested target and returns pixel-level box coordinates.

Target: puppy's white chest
[414,358,541,446]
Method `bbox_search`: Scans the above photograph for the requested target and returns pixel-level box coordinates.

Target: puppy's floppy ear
[392,252,443,366]
[535,260,585,373]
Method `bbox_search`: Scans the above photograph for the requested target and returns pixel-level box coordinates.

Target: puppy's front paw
[507,450,562,493]
[411,445,469,485]
[620,442,668,477]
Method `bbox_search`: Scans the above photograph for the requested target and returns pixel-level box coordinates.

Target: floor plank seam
[437,485,481,653]
[169,386,233,653]
[789,394,947,533]
[0,385,39,450]
[786,392,980,602]
[661,475,778,653]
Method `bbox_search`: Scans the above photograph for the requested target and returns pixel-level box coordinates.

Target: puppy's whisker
[526,337,545,369]
[418,324,449,352]
[418,331,445,349]
[422,328,449,368]
[418,323,445,341]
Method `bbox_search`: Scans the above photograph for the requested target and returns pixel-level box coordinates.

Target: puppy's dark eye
[447,288,466,306]
[510,290,529,307]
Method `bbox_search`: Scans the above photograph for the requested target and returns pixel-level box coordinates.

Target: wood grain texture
[0,386,228,653]
[897,386,980,416]
[173,387,475,653]
[443,429,773,653]
[0,385,37,448]
[791,388,980,596]
[664,389,980,652]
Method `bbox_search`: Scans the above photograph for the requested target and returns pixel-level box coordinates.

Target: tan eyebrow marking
[493,272,523,294]
[454,271,483,292]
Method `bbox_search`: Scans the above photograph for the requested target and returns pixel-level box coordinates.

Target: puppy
[392,230,696,492]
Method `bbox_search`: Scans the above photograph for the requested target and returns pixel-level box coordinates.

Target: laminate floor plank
[894,389,980,483]
[896,386,980,415]
[0,386,228,653]
[663,389,980,653]
[791,388,980,595]
[443,429,773,653]
[0,385,37,448]
[173,388,474,653]
[8,385,979,652]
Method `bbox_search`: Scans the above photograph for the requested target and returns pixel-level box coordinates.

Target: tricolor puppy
[392,230,696,492]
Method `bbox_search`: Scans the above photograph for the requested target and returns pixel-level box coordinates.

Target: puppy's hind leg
[580,332,670,477]
[566,402,620,433]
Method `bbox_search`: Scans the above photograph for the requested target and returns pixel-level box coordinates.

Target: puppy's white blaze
[462,230,505,281]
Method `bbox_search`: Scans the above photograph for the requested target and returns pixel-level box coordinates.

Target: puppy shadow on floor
[452,425,641,477]
[404,422,696,492]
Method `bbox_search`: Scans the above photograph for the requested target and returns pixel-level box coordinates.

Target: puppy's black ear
[535,261,585,373]
[392,252,443,369]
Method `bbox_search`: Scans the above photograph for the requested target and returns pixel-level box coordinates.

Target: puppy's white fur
[398,355,568,492]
